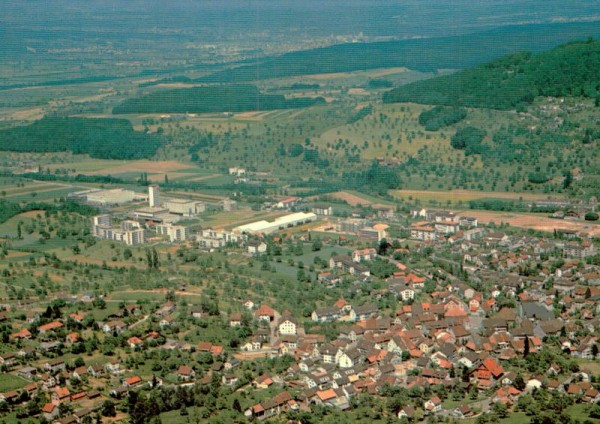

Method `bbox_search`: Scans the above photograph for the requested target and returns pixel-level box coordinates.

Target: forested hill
[383,39,600,110]
[0,117,164,159]
[113,85,325,114]
[196,22,600,83]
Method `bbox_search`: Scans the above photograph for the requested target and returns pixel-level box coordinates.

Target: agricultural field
[390,189,567,205]
[0,375,29,393]
[456,209,600,236]
[330,190,396,208]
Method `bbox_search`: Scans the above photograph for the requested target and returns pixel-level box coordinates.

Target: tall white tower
[148,185,160,207]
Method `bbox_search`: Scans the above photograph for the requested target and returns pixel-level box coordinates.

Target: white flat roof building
[84,188,138,206]
[233,212,317,234]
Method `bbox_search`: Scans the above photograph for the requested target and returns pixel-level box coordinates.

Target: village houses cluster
[1,192,599,423]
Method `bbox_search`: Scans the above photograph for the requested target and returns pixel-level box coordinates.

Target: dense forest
[0,117,164,159]
[418,106,467,131]
[196,22,600,83]
[113,85,325,114]
[0,199,98,224]
[383,39,600,110]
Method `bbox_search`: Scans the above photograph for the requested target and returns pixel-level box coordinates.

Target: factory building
[163,199,206,216]
[132,207,170,221]
[71,188,139,206]
[233,212,317,235]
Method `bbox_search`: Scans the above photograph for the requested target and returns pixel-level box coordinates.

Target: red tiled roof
[125,376,142,386]
[10,329,31,339]
[482,357,504,378]
[197,342,213,352]
[255,304,276,317]
[210,345,224,356]
[42,403,56,413]
[39,321,64,331]
[54,386,70,398]
[178,365,194,376]
[333,298,348,309]
[317,389,337,401]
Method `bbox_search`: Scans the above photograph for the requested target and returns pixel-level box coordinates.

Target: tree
[311,238,322,252]
[377,238,391,256]
[179,404,188,416]
[92,297,106,309]
[152,248,160,270]
[514,373,526,391]
[492,401,508,419]
[524,336,530,357]
[101,400,117,417]
[592,343,599,359]
[450,126,486,154]
[297,269,306,282]
[584,212,598,221]
[17,223,21,239]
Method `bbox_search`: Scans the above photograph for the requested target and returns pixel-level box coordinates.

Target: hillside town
[0,182,599,424]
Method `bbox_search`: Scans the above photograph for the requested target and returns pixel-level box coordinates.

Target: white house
[247,241,267,256]
[278,317,298,336]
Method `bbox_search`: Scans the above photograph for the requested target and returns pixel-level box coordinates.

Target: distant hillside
[196,22,600,83]
[113,85,325,114]
[0,117,164,159]
[383,39,600,110]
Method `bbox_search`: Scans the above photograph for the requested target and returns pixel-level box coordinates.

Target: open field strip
[330,191,395,208]
[303,66,409,80]
[456,209,600,236]
[390,189,566,203]
[4,188,78,202]
[165,190,227,201]
[2,184,76,198]
[81,160,194,175]
[44,158,133,172]
[0,182,61,195]
[145,172,189,182]
[184,174,223,182]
